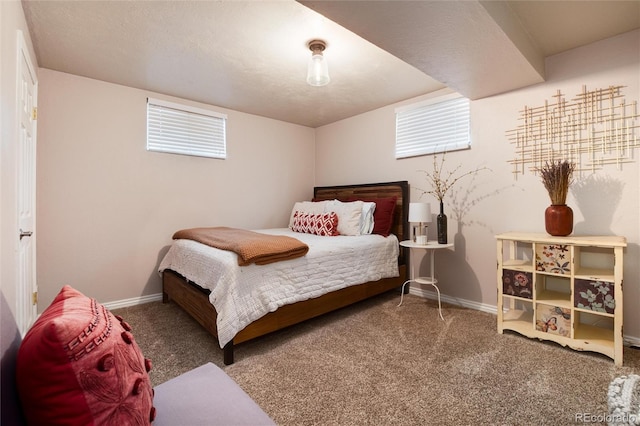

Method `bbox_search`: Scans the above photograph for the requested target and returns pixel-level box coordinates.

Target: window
[147,98,227,159]
[395,93,470,159]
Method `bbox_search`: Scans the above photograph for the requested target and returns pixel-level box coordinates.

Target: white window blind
[395,94,470,159]
[147,98,227,159]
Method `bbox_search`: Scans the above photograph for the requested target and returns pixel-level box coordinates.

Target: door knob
[19,229,33,240]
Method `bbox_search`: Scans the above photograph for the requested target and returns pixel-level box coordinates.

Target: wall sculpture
[506,85,639,178]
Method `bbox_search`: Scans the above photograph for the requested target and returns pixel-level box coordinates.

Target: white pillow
[360,202,376,235]
[289,201,330,228]
[327,200,364,236]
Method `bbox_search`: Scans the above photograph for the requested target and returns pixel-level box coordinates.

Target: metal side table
[398,240,454,320]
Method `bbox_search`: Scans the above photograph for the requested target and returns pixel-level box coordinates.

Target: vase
[545,204,573,236]
[437,201,447,244]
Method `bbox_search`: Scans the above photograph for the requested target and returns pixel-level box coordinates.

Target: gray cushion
[153,363,274,426]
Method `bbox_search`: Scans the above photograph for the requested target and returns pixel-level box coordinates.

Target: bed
[160,181,409,365]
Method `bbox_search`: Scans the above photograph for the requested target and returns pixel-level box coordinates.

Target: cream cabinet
[496,232,627,365]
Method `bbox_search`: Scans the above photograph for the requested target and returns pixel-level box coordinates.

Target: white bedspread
[158,228,399,348]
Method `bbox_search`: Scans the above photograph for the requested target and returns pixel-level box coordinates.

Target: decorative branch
[417,153,490,202]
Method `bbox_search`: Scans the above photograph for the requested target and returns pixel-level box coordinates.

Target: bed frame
[162,181,409,365]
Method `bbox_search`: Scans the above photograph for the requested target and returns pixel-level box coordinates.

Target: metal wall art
[506,85,640,178]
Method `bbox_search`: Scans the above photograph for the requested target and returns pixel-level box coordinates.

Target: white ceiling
[21,0,640,128]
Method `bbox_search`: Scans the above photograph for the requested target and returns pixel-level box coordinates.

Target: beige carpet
[114,292,640,425]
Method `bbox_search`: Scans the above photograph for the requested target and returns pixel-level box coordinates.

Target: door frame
[16,29,38,335]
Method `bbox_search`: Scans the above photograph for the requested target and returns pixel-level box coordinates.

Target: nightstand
[398,240,454,320]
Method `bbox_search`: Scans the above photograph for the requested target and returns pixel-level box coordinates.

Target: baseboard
[409,286,497,315]
[409,286,640,348]
[102,293,163,311]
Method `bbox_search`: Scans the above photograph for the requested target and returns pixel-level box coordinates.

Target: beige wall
[0,1,38,319]
[315,30,640,341]
[8,5,638,344]
[36,70,315,307]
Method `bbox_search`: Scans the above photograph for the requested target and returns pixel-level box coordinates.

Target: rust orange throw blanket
[172,227,309,266]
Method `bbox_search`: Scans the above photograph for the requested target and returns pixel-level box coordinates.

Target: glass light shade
[307,53,330,87]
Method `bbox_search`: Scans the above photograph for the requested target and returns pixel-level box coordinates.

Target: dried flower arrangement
[538,160,576,205]
[418,153,488,202]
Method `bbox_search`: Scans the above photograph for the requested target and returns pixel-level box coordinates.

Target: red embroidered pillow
[16,285,155,425]
[291,211,339,236]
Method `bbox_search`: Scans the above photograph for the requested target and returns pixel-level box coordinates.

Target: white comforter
[158,228,399,348]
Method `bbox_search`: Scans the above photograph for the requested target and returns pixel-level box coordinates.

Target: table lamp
[409,202,431,244]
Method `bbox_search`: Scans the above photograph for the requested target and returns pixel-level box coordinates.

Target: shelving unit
[496,232,626,365]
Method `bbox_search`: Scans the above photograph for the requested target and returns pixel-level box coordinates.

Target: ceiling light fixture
[306,39,330,87]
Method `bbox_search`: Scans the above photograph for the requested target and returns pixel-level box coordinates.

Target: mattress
[158,228,399,348]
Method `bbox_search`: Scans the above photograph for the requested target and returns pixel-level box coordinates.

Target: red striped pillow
[291,211,339,236]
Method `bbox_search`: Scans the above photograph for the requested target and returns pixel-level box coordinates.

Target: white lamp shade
[307,53,330,87]
[408,202,431,223]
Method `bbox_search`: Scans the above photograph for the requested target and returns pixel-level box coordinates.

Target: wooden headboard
[313,181,409,265]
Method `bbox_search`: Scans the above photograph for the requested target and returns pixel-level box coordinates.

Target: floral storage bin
[574,279,615,314]
[502,269,533,299]
[535,304,571,337]
[535,244,571,274]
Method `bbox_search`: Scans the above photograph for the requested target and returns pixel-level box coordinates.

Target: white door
[16,31,38,335]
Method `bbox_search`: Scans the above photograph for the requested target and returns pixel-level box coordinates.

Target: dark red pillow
[348,196,398,237]
[16,285,155,425]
